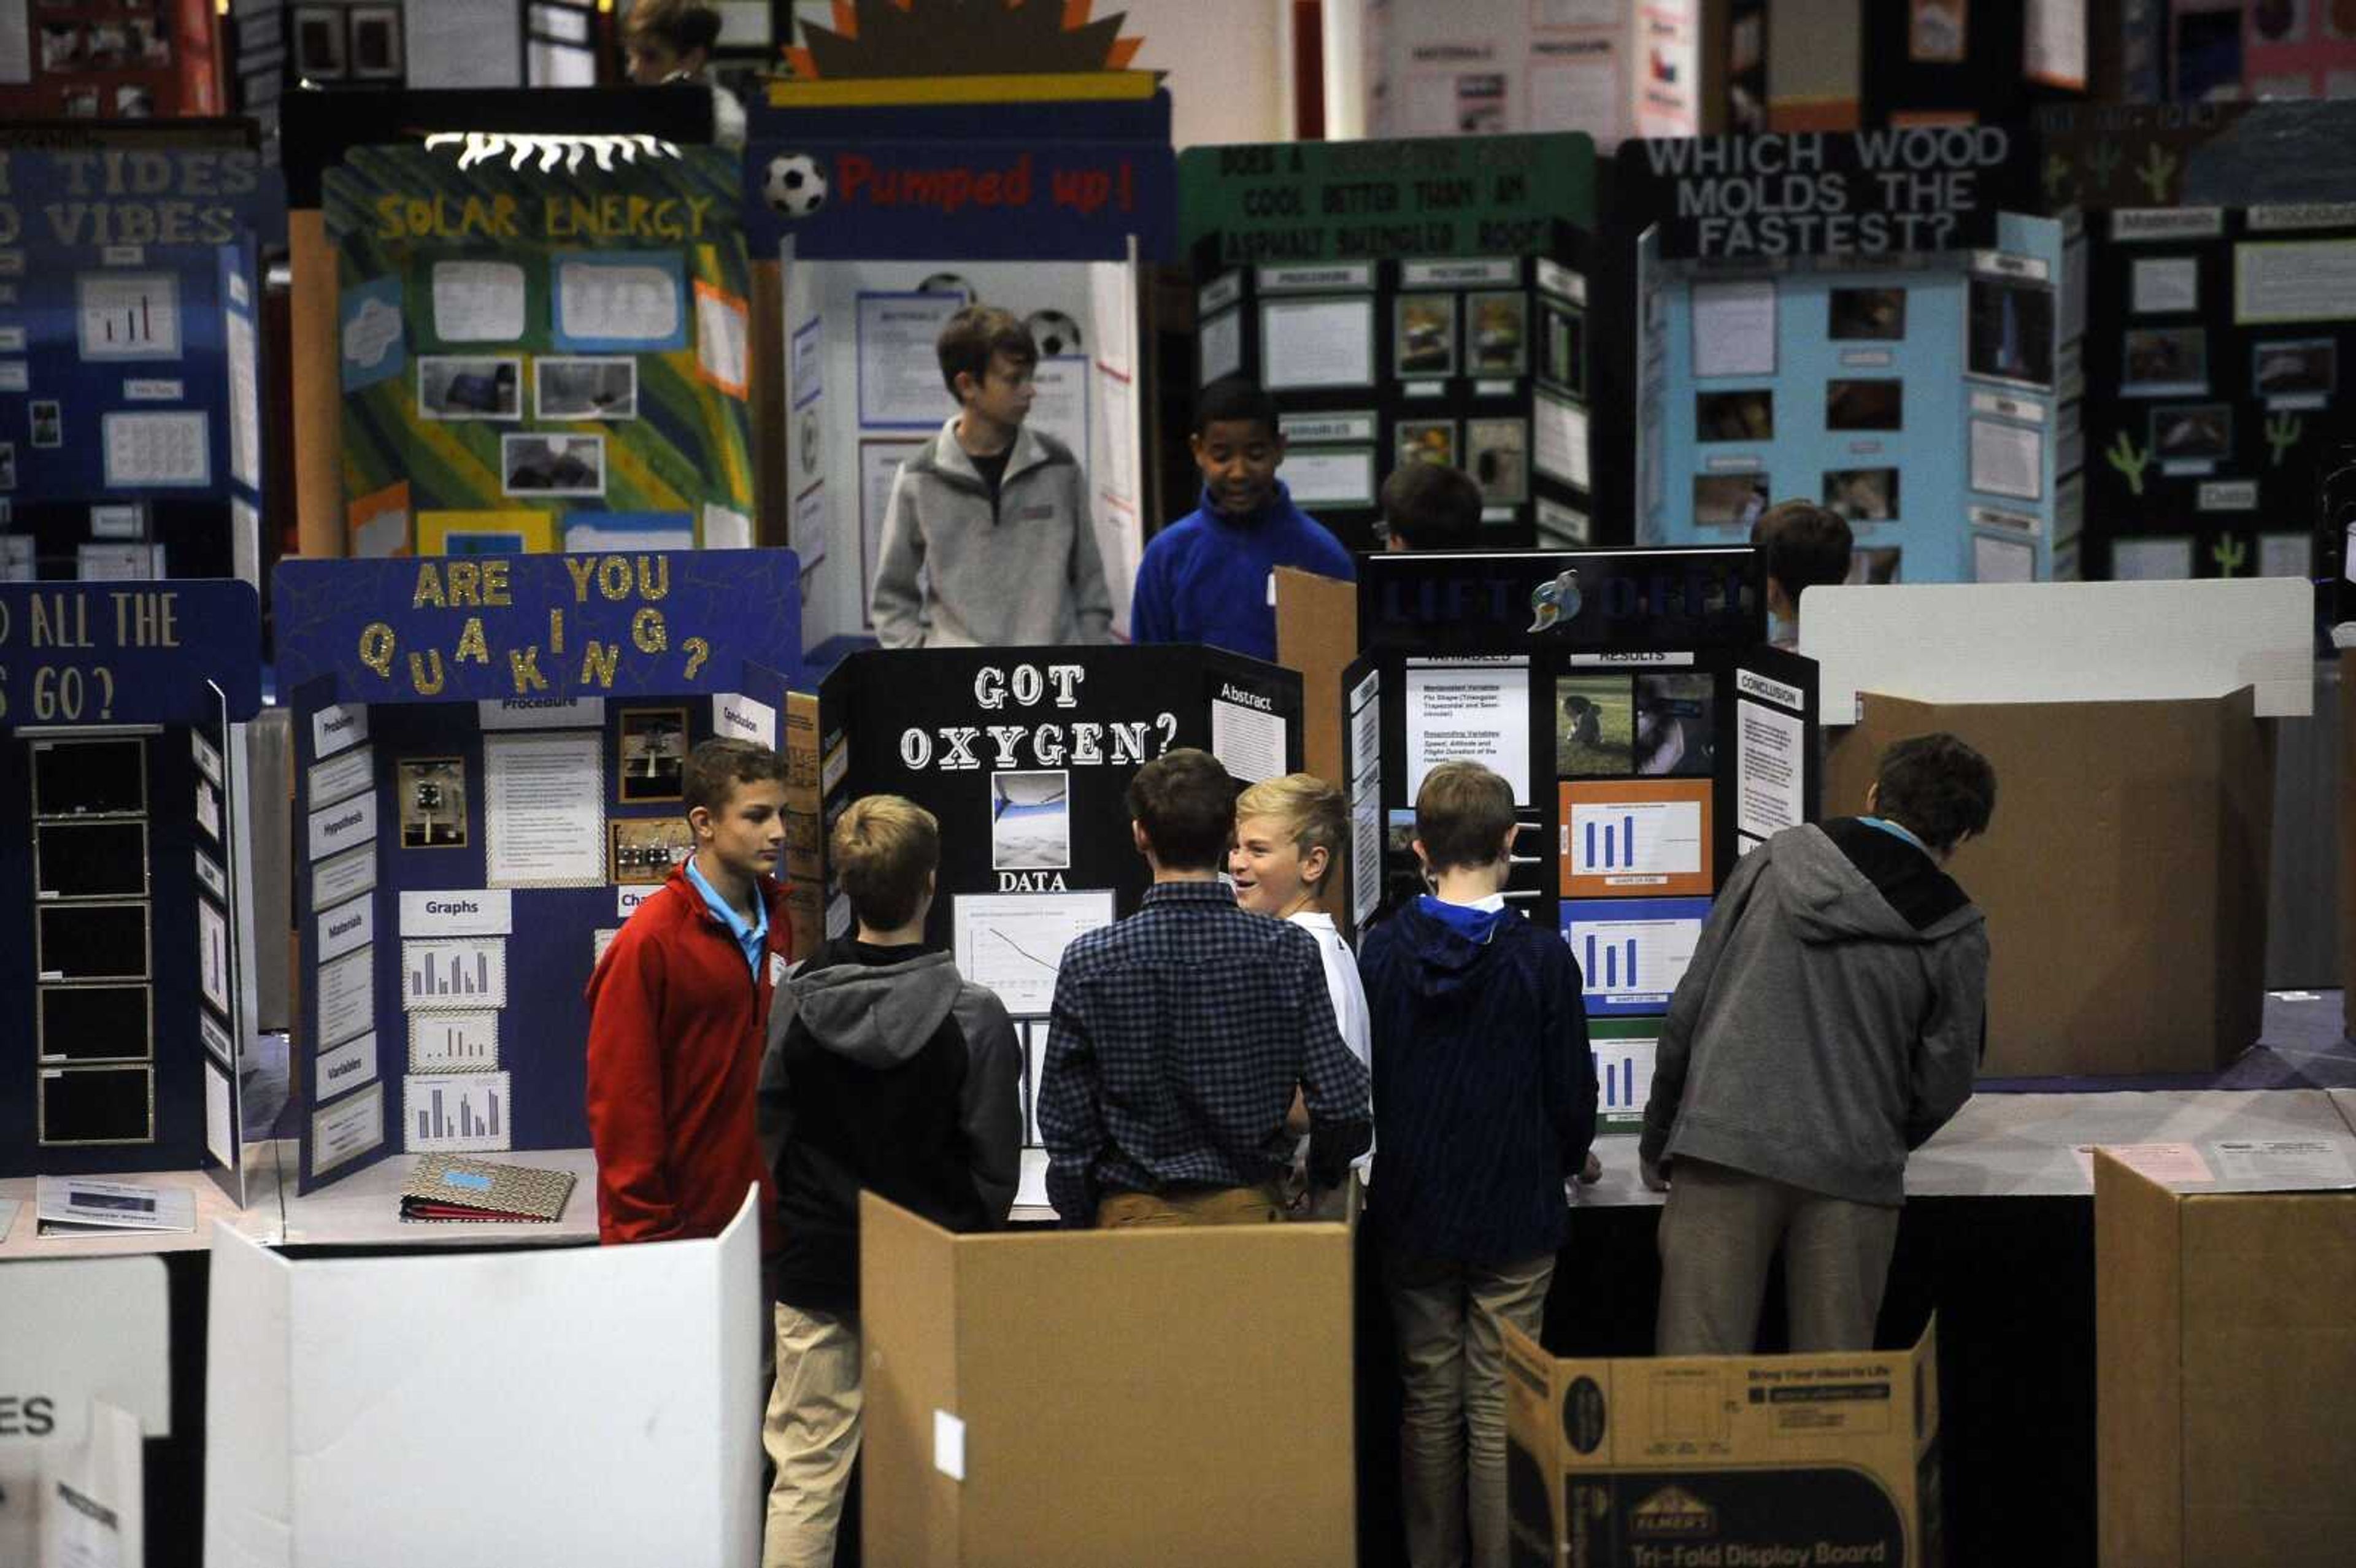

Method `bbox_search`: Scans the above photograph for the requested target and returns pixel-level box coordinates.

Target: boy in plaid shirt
[1037,748,1371,1226]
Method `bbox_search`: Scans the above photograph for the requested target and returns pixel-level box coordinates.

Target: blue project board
[0,148,269,583]
[275,549,802,1192]
[0,579,263,1191]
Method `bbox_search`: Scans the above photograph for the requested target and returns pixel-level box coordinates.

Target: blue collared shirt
[683,856,768,977]
[1858,816,1929,855]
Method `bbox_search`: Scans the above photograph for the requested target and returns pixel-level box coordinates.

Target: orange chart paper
[1559,778,1715,899]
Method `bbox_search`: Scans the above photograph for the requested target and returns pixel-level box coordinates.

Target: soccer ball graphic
[1026,309,1083,358]
[918,272,975,300]
[763,153,827,218]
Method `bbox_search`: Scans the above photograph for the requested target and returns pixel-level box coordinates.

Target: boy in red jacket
[586,737,792,1245]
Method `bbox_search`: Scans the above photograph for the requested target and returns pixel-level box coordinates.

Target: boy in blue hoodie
[1128,377,1355,661]
[1358,761,1598,1568]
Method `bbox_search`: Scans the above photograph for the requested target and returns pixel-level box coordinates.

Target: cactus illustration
[2086,140,2122,191]
[2044,152,2073,202]
[2135,144,2179,203]
[2212,534,2249,578]
[2105,431,2152,496]
[2266,411,2303,467]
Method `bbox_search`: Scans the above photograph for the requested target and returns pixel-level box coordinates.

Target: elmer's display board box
[1504,1319,1942,1567]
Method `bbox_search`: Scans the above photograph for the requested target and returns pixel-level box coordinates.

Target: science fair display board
[806,644,1301,1195]
[0,0,225,121]
[2042,100,2356,583]
[1612,125,2066,585]
[274,548,800,1193]
[1179,134,1599,553]
[323,134,755,562]
[0,142,270,584]
[1855,0,2089,128]
[0,580,263,1205]
[1347,548,1817,1131]
[744,79,1176,650]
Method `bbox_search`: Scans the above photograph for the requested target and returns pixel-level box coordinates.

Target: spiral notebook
[399,1155,576,1224]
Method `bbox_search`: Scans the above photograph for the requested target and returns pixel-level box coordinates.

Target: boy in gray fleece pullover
[1641,732,1995,1355]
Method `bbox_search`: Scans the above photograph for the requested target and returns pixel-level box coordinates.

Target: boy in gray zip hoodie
[1641,732,1995,1356]
[869,304,1114,648]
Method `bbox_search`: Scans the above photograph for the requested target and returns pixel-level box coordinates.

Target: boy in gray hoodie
[869,304,1114,648]
[1641,732,1995,1356]
[757,794,1021,1567]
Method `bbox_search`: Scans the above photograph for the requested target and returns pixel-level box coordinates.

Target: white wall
[1122,0,1293,147]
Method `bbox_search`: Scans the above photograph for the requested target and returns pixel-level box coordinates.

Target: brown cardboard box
[2095,1152,2356,1567]
[1274,565,1361,930]
[1504,1318,1942,1567]
[859,1193,1357,1567]
[1824,689,2274,1077]
[779,689,826,960]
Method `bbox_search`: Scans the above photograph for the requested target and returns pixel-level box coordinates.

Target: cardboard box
[2095,1152,2356,1567]
[860,1192,1356,1567]
[1825,688,2273,1077]
[1275,565,1361,931]
[781,688,828,961]
[1504,1318,1942,1567]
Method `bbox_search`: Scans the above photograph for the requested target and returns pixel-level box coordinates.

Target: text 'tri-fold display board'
[1610,125,2065,587]
[804,644,1302,1195]
[274,550,800,1193]
[0,142,271,584]
[325,135,756,559]
[0,580,263,1205]
[1179,134,1600,554]
[1349,549,1815,1130]
[2040,99,2356,585]
[742,81,1175,650]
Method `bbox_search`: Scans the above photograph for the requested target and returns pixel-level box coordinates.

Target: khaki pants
[762,1301,862,1568]
[1382,1250,1556,1568]
[1095,1182,1285,1228]
[1655,1157,1902,1356]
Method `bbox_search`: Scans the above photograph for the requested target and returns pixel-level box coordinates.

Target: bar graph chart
[1563,898,1712,1015]
[77,273,183,361]
[1561,783,1714,897]
[1588,1025,1661,1128]
[401,939,507,1010]
[404,1070,512,1154]
[409,1010,500,1073]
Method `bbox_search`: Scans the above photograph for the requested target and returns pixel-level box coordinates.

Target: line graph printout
[951,890,1116,1018]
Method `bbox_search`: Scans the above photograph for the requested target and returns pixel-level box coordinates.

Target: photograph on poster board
[30,401,61,449]
[2150,404,2232,464]
[610,817,695,885]
[1697,390,1773,442]
[1823,467,1900,523]
[1538,302,1585,396]
[397,758,468,850]
[1467,292,1528,376]
[1826,380,1904,431]
[2121,328,2207,396]
[1909,0,1967,60]
[293,6,345,76]
[2254,338,2336,402]
[1560,779,1715,899]
[616,708,686,802]
[1465,418,1529,507]
[1398,418,1458,471]
[1694,472,1769,529]
[1966,276,2056,390]
[991,771,1071,872]
[1849,546,1903,585]
[1829,287,1906,340]
[1555,675,1635,776]
[1395,294,1458,377]
[502,434,605,498]
[349,4,402,77]
[1634,674,1715,778]
[534,358,637,421]
[418,357,522,421]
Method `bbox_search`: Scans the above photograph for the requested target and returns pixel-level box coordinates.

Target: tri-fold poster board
[326,134,756,559]
[0,579,263,1205]
[1348,548,1818,1129]
[275,549,800,1193]
[742,80,1176,648]
[0,140,270,583]
[1178,133,1600,551]
[803,644,1303,1198]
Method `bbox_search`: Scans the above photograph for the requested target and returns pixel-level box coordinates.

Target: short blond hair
[831,794,939,930]
[1234,773,1347,894]
[1415,762,1515,873]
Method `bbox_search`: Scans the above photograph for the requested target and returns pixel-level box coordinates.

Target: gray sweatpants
[1655,1157,1901,1356]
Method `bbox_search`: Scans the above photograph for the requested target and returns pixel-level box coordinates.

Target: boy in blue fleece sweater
[1128,377,1355,661]
[1358,760,1598,1568]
